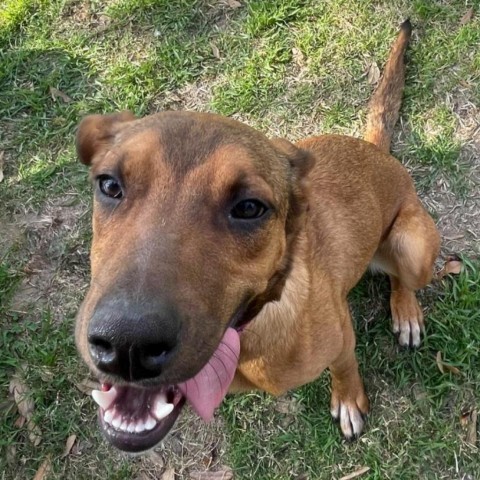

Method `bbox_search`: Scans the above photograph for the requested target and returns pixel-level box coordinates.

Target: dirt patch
[6,198,90,317]
[58,1,111,35]
[137,410,229,478]
[0,217,23,259]
[421,95,480,256]
[149,78,216,114]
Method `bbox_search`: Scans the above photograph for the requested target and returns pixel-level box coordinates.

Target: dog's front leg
[328,306,369,439]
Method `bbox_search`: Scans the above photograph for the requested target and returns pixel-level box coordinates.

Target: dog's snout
[87,298,181,381]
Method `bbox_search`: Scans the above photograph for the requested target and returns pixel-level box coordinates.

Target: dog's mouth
[91,327,240,452]
[95,384,185,452]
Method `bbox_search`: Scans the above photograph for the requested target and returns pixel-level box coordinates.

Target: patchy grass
[0,0,479,478]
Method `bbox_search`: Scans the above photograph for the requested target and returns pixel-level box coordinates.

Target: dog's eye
[230,199,268,220]
[98,175,123,199]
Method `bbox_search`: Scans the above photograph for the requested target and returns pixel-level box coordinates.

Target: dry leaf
[339,466,370,480]
[148,449,165,468]
[211,43,220,59]
[14,415,26,428]
[292,47,305,66]
[443,364,461,375]
[161,467,175,480]
[10,375,42,445]
[466,409,477,446]
[436,351,445,374]
[226,0,242,9]
[28,421,42,446]
[445,260,462,275]
[460,408,471,428]
[275,396,299,414]
[10,376,35,420]
[62,434,77,457]
[460,8,474,25]
[33,456,51,480]
[437,257,463,279]
[0,150,4,183]
[436,351,461,375]
[50,86,72,103]
[190,467,234,480]
[366,62,380,85]
[76,378,100,395]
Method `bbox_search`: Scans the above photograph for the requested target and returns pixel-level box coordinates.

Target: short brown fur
[76,21,440,441]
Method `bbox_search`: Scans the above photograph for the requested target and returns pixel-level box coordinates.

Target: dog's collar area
[92,384,184,452]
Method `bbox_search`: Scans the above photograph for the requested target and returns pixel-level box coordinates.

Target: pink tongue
[178,327,240,421]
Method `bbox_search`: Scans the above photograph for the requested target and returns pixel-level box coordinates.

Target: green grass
[0,0,479,478]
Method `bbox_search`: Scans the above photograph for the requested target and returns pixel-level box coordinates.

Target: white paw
[393,314,424,347]
[391,299,425,348]
[330,401,366,439]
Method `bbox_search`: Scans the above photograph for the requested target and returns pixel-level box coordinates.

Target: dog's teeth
[127,422,136,433]
[92,387,117,410]
[152,400,174,420]
[155,392,168,404]
[104,409,114,425]
[144,416,157,431]
[135,421,146,433]
[120,420,128,431]
[112,415,122,429]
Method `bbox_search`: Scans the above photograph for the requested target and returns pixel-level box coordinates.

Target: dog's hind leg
[329,307,369,439]
[372,199,440,347]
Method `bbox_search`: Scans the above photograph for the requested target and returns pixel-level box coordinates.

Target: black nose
[87,297,181,381]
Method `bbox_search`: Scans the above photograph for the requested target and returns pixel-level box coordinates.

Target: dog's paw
[391,291,424,347]
[330,394,368,440]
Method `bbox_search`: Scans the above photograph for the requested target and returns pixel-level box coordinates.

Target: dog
[75,20,440,452]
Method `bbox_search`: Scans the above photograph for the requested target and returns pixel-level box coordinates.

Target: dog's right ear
[76,111,136,166]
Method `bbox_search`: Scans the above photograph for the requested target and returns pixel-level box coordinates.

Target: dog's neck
[244,229,311,332]
[236,209,310,328]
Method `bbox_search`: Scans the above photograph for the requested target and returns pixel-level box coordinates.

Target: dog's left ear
[250,138,314,307]
[271,138,315,180]
[271,138,315,234]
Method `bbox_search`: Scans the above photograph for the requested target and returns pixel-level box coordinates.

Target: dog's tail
[363,19,412,153]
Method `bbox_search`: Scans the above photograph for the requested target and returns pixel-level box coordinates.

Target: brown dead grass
[1,198,91,339]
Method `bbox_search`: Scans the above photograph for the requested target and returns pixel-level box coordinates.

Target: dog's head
[75,111,313,452]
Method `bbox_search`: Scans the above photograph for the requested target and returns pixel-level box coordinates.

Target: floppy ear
[271,137,315,180]
[271,138,315,235]
[241,138,314,312]
[76,111,136,165]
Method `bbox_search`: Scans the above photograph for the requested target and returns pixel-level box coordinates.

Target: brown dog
[75,20,440,452]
